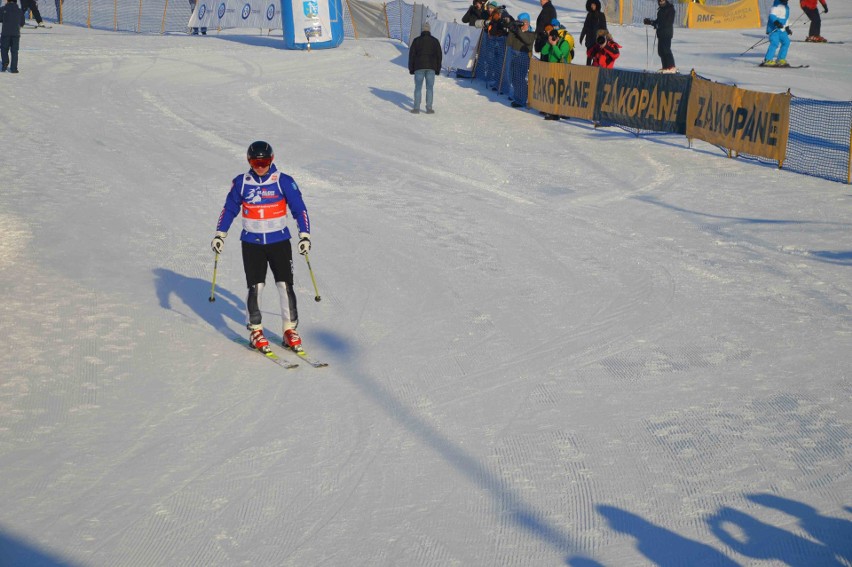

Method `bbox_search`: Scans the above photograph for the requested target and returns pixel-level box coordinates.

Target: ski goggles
[248,156,273,169]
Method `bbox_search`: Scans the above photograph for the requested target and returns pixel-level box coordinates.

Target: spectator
[485,0,511,37]
[541,27,571,64]
[587,29,620,68]
[506,12,535,107]
[534,0,556,54]
[1,0,24,73]
[760,0,792,67]
[643,0,676,72]
[540,27,572,121]
[579,0,607,65]
[461,0,487,26]
[800,0,828,42]
[408,21,442,114]
[19,0,44,26]
[211,141,312,353]
[189,0,207,35]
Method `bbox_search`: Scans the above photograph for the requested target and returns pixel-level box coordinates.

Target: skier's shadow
[152,268,244,335]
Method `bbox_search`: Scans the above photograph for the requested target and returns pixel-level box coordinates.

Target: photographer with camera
[643,0,676,72]
[484,1,512,37]
[461,0,487,27]
[587,29,621,68]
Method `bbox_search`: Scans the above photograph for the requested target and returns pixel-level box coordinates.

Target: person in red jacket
[587,30,620,69]
[800,0,828,42]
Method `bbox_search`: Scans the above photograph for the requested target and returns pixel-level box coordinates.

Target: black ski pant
[1,36,20,72]
[802,6,822,37]
[20,0,43,24]
[657,35,675,69]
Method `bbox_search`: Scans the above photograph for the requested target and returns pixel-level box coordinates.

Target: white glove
[211,231,227,254]
[298,232,311,255]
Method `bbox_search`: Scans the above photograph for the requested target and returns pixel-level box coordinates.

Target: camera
[597,35,607,45]
[549,29,559,40]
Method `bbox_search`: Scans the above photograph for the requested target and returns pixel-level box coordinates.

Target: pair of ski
[234,337,328,369]
[24,24,52,29]
[758,62,809,68]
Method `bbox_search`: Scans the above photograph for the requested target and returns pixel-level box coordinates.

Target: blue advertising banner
[594,69,693,134]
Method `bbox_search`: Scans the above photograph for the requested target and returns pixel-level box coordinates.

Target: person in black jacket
[644,0,676,72]
[534,0,557,54]
[461,0,487,26]
[408,22,442,114]
[0,0,25,73]
[579,0,607,65]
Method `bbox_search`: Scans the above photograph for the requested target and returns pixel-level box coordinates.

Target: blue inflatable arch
[281,0,344,49]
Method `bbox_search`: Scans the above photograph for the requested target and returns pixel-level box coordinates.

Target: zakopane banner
[595,68,692,133]
[431,21,481,73]
[686,76,791,161]
[189,0,281,30]
[527,59,599,121]
[687,0,762,29]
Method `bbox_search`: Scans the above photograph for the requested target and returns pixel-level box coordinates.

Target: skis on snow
[232,337,329,369]
[758,62,810,68]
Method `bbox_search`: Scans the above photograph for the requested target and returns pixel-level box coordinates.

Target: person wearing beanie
[0,0,25,73]
[407,21,442,114]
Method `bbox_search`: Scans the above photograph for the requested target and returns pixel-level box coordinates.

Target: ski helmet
[247,141,273,160]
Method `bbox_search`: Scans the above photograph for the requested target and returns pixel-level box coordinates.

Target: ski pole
[645,26,650,70]
[304,252,321,302]
[209,253,219,302]
[739,36,767,57]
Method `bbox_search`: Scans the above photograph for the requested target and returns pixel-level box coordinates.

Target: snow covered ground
[0,3,850,565]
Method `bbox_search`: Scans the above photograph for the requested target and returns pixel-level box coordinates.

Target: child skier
[762,0,792,67]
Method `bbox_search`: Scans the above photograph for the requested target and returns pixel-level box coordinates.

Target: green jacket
[540,38,571,63]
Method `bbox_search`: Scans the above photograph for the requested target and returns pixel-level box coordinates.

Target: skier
[800,0,828,42]
[643,0,676,73]
[211,141,312,353]
[762,0,792,67]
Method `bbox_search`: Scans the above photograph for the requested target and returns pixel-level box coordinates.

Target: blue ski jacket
[766,0,789,34]
[216,163,310,245]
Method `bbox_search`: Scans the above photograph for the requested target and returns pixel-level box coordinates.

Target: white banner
[431,20,481,72]
[189,0,281,30]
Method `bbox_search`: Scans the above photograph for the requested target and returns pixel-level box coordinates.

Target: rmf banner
[686,76,791,161]
[687,0,761,29]
[527,59,599,121]
[430,21,481,73]
[189,0,280,30]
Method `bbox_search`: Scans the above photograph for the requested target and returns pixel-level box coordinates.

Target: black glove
[822,5,827,12]
[785,26,792,36]
[773,20,783,28]
[643,18,652,25]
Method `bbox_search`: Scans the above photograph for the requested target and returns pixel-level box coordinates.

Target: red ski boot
[283,328,303,352]
[249,325,270,352]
